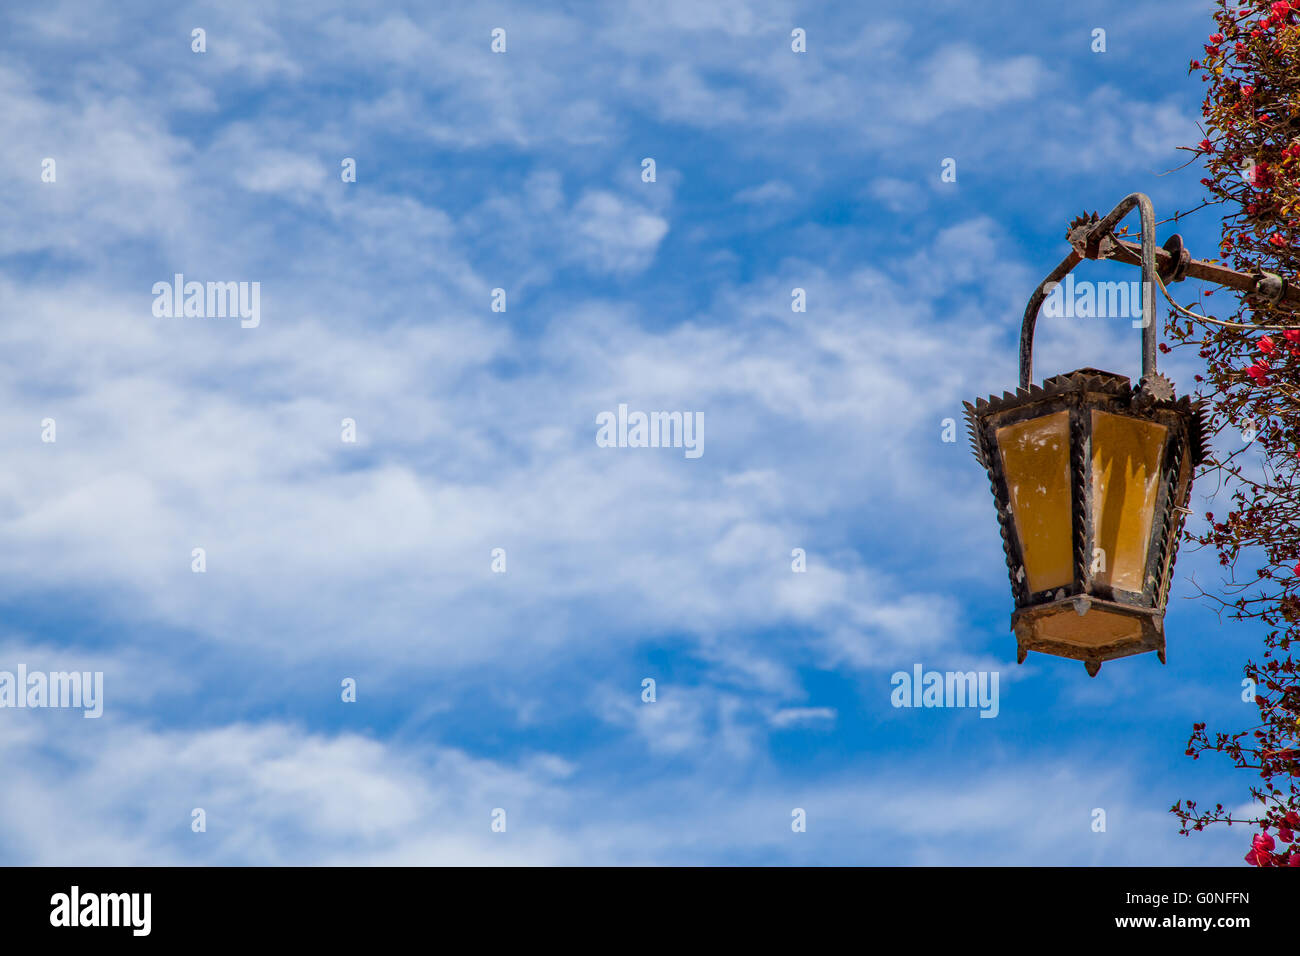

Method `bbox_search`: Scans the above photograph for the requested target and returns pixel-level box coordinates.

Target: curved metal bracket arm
[1019,193,1159,390]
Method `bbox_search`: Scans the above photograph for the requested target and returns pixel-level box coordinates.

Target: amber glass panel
[1090,411,1167,594]
[996,411,1073,594]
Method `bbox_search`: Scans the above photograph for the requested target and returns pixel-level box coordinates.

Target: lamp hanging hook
[1019,192,1160,390]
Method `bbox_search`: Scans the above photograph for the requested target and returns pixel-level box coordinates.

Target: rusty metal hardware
[1019,192,1300,390]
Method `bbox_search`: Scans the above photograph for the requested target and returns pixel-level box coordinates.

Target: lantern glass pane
[996,410,1073,594]
[1090,411,1167,594]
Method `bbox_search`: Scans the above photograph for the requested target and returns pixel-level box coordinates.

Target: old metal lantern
[964,194,1209,676]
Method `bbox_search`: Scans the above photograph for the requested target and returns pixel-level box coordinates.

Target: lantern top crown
[1046,367,1126,386]
[965,368,1210,471]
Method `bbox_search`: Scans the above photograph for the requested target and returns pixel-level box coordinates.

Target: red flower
[1284,329,1300,343]
[1246,832,1277,866]
[1279,825,1295,843]
[1261,336,1277,353]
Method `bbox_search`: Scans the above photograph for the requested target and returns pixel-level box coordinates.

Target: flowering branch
[1168,0,1300,867]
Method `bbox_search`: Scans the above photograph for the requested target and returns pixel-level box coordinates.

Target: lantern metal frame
[964,193,1210,676]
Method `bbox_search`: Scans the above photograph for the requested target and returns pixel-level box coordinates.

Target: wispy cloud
[0,0,1253,865]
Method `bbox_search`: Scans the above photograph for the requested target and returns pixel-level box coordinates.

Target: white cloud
[866,176,925,213]
[0,713,1244,865]
[734,180,797,205]
[769,707,835,728]
[566,190,669,274]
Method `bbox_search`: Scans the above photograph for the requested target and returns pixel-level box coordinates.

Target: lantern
[964,194,1209,676]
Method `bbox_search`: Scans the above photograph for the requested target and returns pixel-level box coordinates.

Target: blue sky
[0,0,1267,864]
